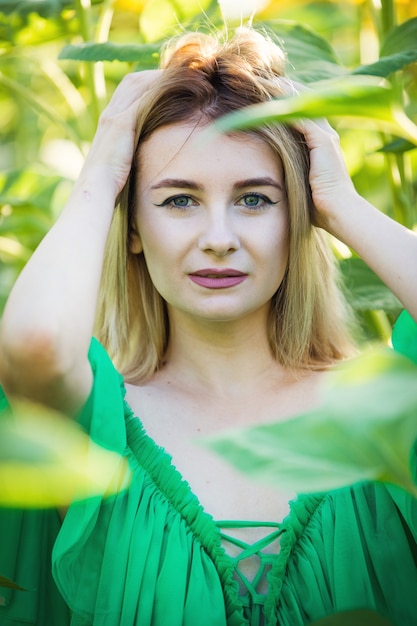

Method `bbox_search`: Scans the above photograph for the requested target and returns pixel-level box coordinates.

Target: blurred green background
[0,0,416,343]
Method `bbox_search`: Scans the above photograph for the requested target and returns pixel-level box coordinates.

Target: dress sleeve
[391,309,417,365]
[0,338,127,626]
[52,338,132,621]
[391,310,417,485]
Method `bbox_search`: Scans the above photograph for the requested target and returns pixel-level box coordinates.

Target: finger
[105,69,163,115]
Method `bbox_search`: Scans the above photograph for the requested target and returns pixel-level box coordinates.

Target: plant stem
[74,0,102,132]
[380,0,396,37]
[369,1,416,229]
[364,309,393,343]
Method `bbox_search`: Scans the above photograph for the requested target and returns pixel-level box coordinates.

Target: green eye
[155,195,197,209]
[244,194,263,206]
[237,193,276,209]
[172,196,191,207]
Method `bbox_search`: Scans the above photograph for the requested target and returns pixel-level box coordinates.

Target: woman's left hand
[298,117,357,234]
[295,111,417,323]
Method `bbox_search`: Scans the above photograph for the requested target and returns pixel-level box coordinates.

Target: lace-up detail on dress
[217,521,283,626]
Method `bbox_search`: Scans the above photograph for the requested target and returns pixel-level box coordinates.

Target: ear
[129,226,143,254]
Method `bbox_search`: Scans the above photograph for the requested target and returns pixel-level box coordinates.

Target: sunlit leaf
[214,77,417,144]
[59,42,161,67]
[266,20,340,64]
[0,0,72,18]
[0,235,31,262]
[0,399,131,508]
[12,10,74,47]
[352,50,417,78]
[0,73,84,150]
[202,348,417,496]
[339,257,402,312]
[378,138,416,154]
[380,17,417,57]
[264,20,344,82]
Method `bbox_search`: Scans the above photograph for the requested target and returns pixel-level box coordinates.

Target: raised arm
[0,71,161,413]
[303,118,417,322]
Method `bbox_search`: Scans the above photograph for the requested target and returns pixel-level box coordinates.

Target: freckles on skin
[131,123,289,324]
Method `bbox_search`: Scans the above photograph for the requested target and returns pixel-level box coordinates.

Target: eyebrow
[150,176,283,191]
[150,178,203,191]
[233,177,283,191]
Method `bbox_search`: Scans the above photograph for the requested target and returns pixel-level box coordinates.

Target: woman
[1,28,417,626]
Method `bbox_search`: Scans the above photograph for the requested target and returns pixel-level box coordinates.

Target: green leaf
[339,257,402,312]
[59,42,161,67]
[0,73,84,150]
[265,20,341,66]
[202,348,417,496]
[352,50,417,78]
[263,20,344,82]
[380,17,417,57]
[0,0,70,18]
[378,138,416,154]
[0,235,32,262]
[0,399,131,508]
[0,574,27,591]
[214,77,417,145]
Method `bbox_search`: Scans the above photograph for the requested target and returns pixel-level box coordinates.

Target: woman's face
[132,123,289,327]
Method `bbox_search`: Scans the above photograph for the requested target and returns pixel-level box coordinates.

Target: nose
[198,209,240,256]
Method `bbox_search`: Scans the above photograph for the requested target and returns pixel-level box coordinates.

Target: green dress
[1,310,417,626]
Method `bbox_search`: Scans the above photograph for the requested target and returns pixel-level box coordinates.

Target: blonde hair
[95,29,356,383]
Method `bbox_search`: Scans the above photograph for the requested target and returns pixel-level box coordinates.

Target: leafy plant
[0,397,131,508]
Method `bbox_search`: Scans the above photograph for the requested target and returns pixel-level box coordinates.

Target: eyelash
[155,195,197,210]
[155,192,278,211]
[236,192,278,210]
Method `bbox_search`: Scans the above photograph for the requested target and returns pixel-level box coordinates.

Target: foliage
[0,396,131,507]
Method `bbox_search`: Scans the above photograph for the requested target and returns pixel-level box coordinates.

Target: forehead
[137,123,284,185]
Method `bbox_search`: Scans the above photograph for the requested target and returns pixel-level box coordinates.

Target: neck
[160,310,287,399]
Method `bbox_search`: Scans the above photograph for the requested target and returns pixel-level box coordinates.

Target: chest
[123,383,298,524]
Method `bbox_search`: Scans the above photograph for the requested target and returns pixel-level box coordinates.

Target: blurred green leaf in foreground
[214,76,417,145]
[0,399,131,508]
[202,346,417,498]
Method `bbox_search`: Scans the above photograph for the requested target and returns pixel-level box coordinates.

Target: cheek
[269,213,289,258]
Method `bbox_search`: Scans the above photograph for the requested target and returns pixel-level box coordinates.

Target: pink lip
[189,268,248,289]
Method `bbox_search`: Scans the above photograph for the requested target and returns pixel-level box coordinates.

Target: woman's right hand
[80,70,162,199]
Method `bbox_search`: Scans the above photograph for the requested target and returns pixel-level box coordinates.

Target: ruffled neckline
[122,397,325,626]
